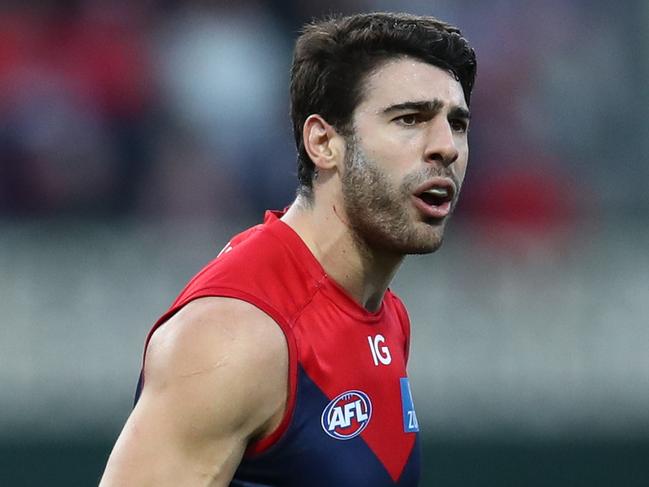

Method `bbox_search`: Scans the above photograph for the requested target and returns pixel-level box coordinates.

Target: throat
[362,292,385,313]
[282,197,402,312]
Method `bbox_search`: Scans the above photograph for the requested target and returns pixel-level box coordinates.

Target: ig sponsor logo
[321,390,372,440]
[367,334,392,366]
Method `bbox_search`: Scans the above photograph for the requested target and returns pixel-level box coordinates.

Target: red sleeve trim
[139,286,299,457]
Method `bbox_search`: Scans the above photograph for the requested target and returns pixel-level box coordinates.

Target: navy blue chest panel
[231,366,421,487]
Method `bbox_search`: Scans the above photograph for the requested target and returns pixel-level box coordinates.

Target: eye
[449,119,469,133]
[395,114,419,126]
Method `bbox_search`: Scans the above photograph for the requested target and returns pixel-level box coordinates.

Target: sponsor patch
[400,378,419,433]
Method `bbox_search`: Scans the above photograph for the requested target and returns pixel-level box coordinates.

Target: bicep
[100,393,249,487]
[100,298,289,487]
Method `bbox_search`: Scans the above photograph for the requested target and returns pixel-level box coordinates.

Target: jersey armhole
[138,287,299,457]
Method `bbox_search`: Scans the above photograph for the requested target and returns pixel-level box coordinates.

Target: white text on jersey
[367,334,392,366]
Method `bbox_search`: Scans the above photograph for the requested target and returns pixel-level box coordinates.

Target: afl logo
[321,390,372,440]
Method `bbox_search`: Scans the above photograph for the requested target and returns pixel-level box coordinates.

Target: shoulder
[147,297,287,364]
[100,297,288,485]
[143,296,289,440]
[176,220,312,308]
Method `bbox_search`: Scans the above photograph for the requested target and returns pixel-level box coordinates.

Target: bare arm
[99,297,289,487]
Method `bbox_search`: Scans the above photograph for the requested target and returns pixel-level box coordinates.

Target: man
[100,12,476,487]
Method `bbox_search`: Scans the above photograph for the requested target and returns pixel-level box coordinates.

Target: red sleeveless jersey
[137,210,421,486]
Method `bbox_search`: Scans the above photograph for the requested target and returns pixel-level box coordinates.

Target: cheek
[454,146,469,182]
[363,146,409,183]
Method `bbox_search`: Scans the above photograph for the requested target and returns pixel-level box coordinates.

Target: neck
[281,195,404,312]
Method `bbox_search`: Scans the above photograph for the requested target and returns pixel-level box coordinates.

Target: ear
[302,114,345,171]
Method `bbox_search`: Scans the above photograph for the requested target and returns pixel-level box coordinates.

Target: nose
[423,119,459,167]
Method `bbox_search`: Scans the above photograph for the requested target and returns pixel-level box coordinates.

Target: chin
[404,221,446,254]
[404,237,444,255]
[379,229,445,255]
[352,212,447,256]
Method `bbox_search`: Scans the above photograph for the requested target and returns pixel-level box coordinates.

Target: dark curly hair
[290,12,477,198]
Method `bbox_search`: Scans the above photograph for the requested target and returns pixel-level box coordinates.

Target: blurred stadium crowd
[1,0,646,233]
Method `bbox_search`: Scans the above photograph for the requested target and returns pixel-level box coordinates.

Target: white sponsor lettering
[408,410,419,430]
[368,334,392,366]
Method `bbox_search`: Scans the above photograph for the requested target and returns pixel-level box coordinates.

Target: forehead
[359,57,467,112]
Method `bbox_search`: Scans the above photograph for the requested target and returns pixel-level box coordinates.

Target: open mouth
[412,179,456,219]
[417,187,453,207]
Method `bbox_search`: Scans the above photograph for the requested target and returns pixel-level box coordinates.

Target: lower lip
[411,196,452,219]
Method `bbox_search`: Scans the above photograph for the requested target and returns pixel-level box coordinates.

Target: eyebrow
[382,100,471,120]
[448,106,471,121]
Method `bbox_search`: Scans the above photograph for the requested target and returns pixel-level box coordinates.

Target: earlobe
[303,115,342,171]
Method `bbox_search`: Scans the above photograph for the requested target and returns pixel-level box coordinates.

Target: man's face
[341,57,470,255]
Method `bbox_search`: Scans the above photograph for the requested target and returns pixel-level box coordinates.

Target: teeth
[424,188,449,198]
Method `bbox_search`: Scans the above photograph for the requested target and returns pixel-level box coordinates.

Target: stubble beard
[341,137,447,256]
